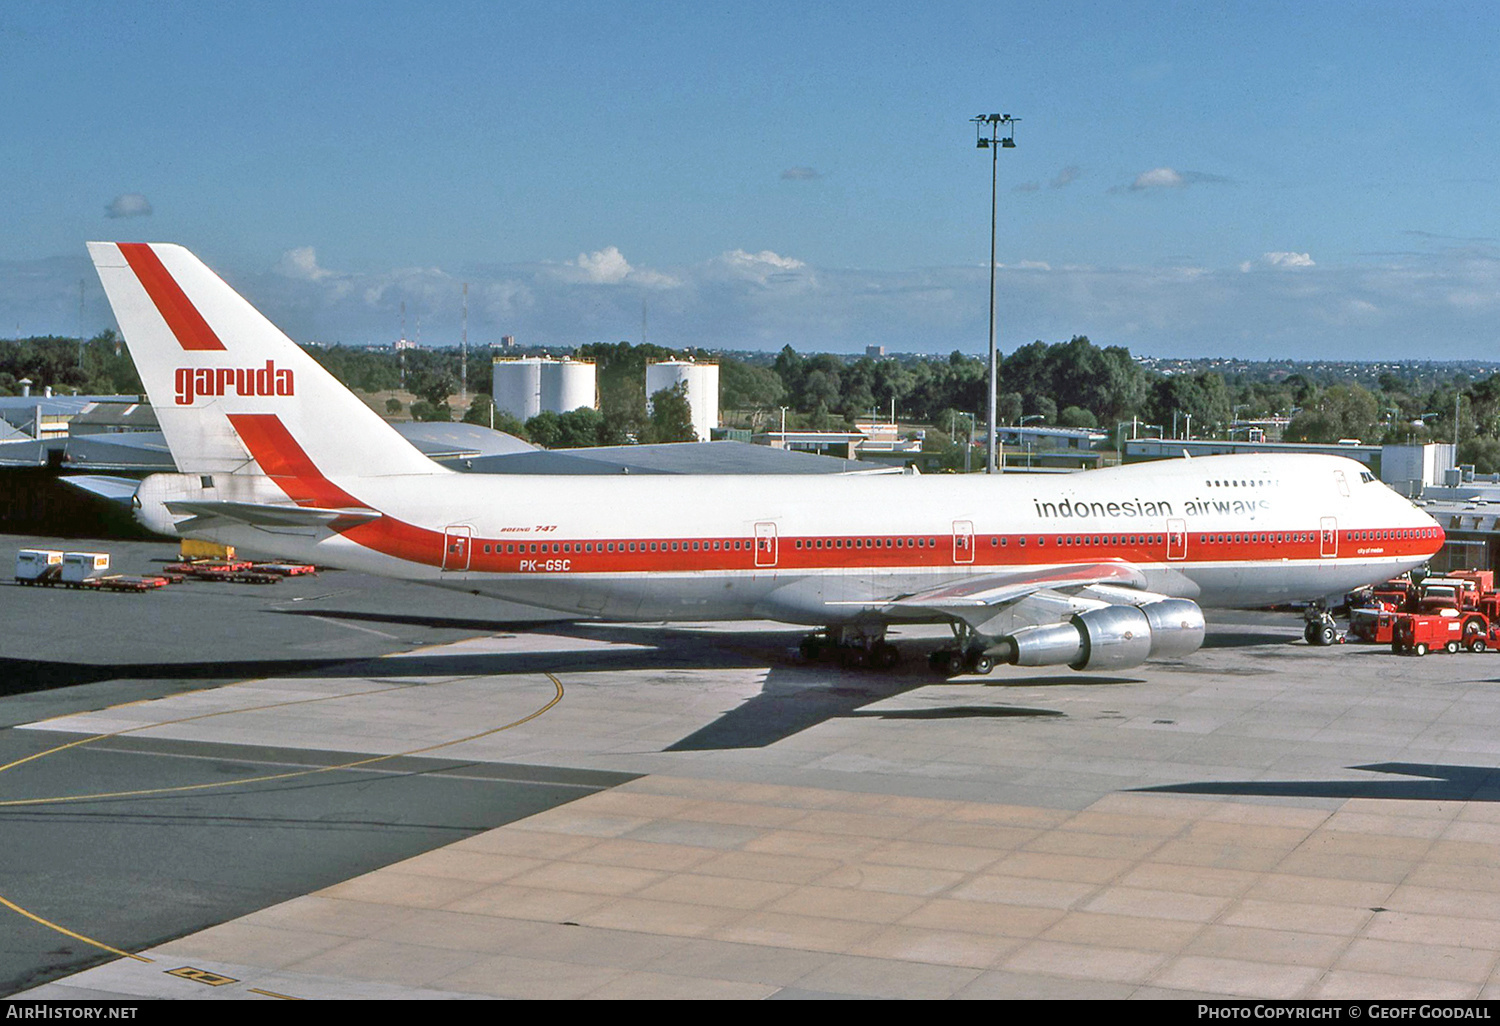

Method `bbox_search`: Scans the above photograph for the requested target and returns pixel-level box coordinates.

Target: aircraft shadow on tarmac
[1200,631,1300,649]
[1136,762,1500,802]
[7,609,1143,752]
[278,613,1136,750]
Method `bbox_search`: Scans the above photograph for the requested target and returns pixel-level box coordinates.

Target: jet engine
[1004,599,1205,671]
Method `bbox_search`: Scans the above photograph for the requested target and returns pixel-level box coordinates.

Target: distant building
[492,357,597,422]
[865,345,886,358]
[1000,425,1109,452]
[1381,443,1457,493]
[1123,436,1382,471]
[646,360,719,442]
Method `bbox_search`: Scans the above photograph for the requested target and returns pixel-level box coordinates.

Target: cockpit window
[1360,471,1375,484]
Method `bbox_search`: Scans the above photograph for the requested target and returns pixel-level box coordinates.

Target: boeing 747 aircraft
[87,242,1445,675]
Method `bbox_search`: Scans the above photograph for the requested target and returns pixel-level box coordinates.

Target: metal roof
[461,440,880,476]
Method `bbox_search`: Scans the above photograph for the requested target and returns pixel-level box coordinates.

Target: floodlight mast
[972,113,1017,474]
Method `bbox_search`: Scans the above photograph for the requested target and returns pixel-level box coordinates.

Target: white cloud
[717,249,804,273]
[1123,167,1232,192]
[274,246,334,281]
[555,246,680,289]
[1131,167,1185,190]
[104,193,152,218]
[569,245,631,284]
[15,239,1500,359]
[708,249,811,288]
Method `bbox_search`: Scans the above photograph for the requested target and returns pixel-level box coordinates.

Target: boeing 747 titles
[87,242,1445,675]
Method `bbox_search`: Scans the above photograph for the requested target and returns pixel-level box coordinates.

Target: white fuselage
[168,452,1444,627]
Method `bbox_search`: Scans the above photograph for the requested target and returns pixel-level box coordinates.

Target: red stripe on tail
[117,243,227,351]
[227,413,365,509]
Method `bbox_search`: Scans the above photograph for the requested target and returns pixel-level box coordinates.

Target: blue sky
[3,0,1497,359]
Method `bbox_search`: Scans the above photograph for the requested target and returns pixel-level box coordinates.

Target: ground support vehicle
[1390,611,1494,655]
[1349,608,1399,644]
[164,560,282,585]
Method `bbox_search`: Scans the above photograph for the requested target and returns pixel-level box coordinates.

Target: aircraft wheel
[967,651,994,675]
[1391,641,1404,655]
[871,642,900,670]
[1415,642,1428,657]
[1446,641,1460,655]
[840,646,868,669]
[1318,624,1337,647]
[799,636,824,661]
[930,650,967,677]
[1470,639,1487,654]
[1304,623,1319,644]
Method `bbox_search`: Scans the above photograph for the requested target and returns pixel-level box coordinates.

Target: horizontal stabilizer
[164,499,380,529]
[60,475,143,505]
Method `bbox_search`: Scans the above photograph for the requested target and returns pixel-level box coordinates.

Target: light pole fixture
[972,113,1018,474]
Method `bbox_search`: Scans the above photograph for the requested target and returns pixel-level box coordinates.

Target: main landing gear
[928,621,1000,677]
[797,627,901,670]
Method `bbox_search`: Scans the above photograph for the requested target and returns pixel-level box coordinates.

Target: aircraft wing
[819,560,1172,637]
[163,499,380,532]
[881,561,1151,612]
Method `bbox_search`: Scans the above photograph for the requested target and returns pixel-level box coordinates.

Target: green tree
[644,381,698,443]
[720,357,786,412]
[461,395,491,425]
[525,410,562,448]
[555,406,605,448]
[1059,405,1098,429]
[409,399,451,422]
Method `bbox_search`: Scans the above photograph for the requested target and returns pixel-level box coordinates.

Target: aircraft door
[1320,517,1338,558]
[442,525,473,571]
[1166,518,1187,561]
[953,520,975,564]
[754,521,778,568]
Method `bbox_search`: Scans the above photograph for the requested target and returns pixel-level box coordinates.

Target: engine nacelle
[1139,599,1206,659]
[1071,604,1153,670]
[1009,622,1086,668]
[1003,599,1205,671]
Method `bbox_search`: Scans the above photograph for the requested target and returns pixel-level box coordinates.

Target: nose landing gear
[1303,605,1342,647]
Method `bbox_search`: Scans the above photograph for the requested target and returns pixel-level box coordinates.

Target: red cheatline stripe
[227,414,365,509]
[117,243,226,351]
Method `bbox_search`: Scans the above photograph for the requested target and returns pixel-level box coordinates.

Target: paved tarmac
[7,535,1500,999]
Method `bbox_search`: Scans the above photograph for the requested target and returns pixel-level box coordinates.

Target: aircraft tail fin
[87,242,447,481]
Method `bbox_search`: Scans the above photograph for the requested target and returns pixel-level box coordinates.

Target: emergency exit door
[1320,517,1338,558]
[953,520,975,564]
[443,525,472,571]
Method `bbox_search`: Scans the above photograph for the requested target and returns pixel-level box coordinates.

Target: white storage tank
[548,358,597,416]
[646,360,719,442]
[492,357,597,422]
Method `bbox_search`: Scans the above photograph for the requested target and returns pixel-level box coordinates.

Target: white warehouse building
[646,360,719,442]
[492,357,597,422]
